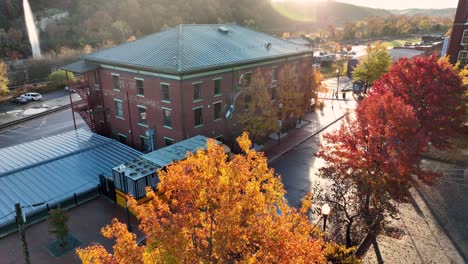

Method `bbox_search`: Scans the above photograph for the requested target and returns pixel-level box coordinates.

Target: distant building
[63,24,313,152]
[446,0,468,66]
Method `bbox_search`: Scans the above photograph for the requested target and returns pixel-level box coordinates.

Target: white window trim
[161,107,172,111]
[193,107,203,127]
[457,50,468,62]
[192,81,203,85]
[137,105,146,109]
[114,99,124,119]
[134,77,144,81]
[160,82,170,86]
[213,100,223,105]
[112,74,120,91]
[118,133,127,138]
[212,77,222,80]
[460,29,468,45]
[461,29,468,45]
[164,137,174,145]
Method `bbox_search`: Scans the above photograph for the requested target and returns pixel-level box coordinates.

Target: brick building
[63,24,313,152]
[447,0,468,66]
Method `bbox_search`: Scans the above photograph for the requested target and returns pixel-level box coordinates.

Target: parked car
[64,86,76,93]
[20,92,42,101]
[11,96,28,104]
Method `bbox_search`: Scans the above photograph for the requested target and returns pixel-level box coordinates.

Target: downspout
[126,90,135,147]
[66,71,77,130]
[179,76,187,139]
[97,69,108,136]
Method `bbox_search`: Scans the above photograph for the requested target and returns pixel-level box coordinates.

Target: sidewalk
[363,187,465,264]
[263,76,356,162]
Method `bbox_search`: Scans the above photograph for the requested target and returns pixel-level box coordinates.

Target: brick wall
[88,56,312,151]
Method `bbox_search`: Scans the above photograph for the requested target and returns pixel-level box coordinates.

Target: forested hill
[0,0,452,58]
[389,8,456,17]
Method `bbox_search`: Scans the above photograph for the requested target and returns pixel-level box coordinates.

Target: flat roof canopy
[0,129,141,222]
[61,60,99,73]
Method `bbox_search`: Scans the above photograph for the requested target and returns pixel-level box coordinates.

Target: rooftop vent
[218,27,229,34]
[130,172,137,177]
[265,42,272,49]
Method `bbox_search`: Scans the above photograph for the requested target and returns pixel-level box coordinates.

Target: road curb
[0,104,70,131]
[267,114,347,164]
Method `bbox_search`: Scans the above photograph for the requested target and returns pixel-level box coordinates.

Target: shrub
[48,70,76,90]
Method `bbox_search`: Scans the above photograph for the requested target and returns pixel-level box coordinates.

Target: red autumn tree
[316,90,436,246]
[373,54,466,149]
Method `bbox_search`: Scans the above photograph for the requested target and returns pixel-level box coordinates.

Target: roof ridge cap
[177,25,183,72]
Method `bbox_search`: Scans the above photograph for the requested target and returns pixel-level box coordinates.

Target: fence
[0,185,101,238]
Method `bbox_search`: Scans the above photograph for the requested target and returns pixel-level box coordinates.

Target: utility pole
[15,203,31,264]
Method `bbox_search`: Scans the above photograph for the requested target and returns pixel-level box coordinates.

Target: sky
[272,0,460,10]
[336,0,459,10]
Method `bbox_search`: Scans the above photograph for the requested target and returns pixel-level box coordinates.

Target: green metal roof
[140,135,217,168]
[61,60,99,73]
[84,24,312,74]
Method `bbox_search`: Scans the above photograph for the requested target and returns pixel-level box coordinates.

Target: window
[164,137,174,146]
[457,50,468,65]
[94,71,99,85]
[193,83,201,100]
[215,135,224,143]
[194,107,203,127]
[244,94,251,109]
[136,79,144,96]
[112,75,120,90]
[272,67,278,81]
[462,29,468,45]
[271,86,277,100]
[214,102,222,120]
[214,79,221,95]
[137,106,147,125]
[161,84,170,101]
[140,136,149,152]
[118,134,127,144]
[115,100,123,118]
[163,109,172,128]
[244,72,251,86]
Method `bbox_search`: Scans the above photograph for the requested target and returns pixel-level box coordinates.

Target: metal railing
[0,184,101,238]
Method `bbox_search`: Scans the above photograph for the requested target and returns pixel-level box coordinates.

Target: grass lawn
[382,37,421,47]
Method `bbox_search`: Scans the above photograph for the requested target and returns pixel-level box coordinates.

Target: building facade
[447,0,468,66]
[63,24,313,152]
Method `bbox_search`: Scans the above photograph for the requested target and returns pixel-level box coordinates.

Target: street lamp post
[335,69,340,99]
[321,203,331,232]
[119,164,132,232]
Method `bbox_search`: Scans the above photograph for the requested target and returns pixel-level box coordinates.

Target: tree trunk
[346,220,353,247]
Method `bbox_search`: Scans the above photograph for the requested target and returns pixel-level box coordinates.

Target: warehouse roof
[83,24,312,74]
[140,135,217,168]
[0,129,141,222]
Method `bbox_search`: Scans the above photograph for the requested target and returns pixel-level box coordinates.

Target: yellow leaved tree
[77,133,336,263]
[0,61,9,96]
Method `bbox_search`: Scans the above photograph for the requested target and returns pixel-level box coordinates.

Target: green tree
[0,61,9,96]
[49,208,69,247]
[48,70,76,90]
[352,42,391,87]
[237,69,277,142]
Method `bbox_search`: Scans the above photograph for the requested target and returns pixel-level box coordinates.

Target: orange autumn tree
[77,133,330,263]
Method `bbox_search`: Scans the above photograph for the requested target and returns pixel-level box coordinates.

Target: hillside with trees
[0,0,454,60]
